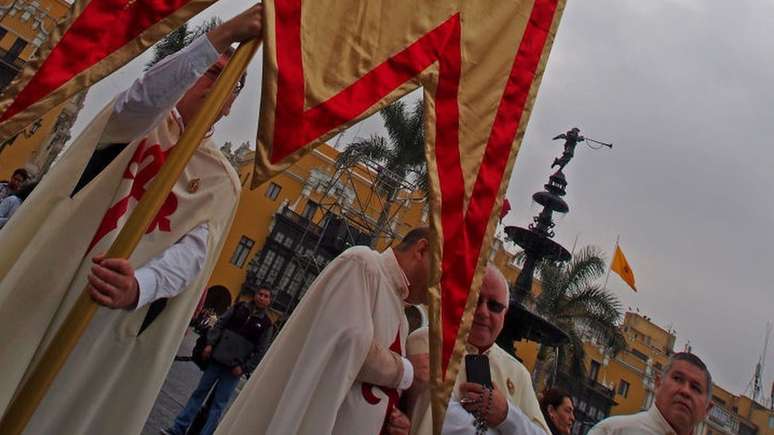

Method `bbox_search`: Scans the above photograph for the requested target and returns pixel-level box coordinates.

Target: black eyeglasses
[477,297,507,314]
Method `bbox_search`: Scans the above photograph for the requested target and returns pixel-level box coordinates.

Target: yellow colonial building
[700,383,774,435]
[202,142,426,314]
[487,239,774,434]
[0,0,85,180]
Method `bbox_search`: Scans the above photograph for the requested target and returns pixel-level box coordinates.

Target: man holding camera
[406,265,549,434]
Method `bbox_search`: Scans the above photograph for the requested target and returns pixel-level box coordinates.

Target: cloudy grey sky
[69,0,772,397]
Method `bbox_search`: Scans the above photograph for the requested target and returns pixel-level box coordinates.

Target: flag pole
[0,38,261,435]
[604,234,619,289]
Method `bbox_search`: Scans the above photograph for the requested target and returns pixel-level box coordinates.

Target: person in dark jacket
[163,287,274,435]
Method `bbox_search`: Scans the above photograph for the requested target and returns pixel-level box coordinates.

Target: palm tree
[144,17,222,70]
[517,245,626,391]
[335,99,428,245]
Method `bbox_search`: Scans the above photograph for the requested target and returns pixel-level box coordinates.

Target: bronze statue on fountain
[498,128,610,355]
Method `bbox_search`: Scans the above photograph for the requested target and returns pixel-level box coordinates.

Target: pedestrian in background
[540,388,575,435]
[0,180,37,229]
[163,287,274,435]
[0,168,30,201]
[588,352,713,435]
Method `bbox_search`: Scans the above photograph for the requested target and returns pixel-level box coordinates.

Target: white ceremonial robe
[588,405,693,435]
[215,246,410,435]
[0,104,240,435]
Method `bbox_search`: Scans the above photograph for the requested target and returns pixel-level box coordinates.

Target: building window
[302,200,319,220]
[618,380,630,398]
[254,249,276,280]
[278,261,297,292]
[768,415,774,428]
[265,182,281,200]
[0,28,7,42]
[230,236,254,267]
[6,38,28,60]
[589,360,601,382]
[631,348,648,362]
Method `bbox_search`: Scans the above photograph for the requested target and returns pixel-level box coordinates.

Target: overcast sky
[70,0,773,398]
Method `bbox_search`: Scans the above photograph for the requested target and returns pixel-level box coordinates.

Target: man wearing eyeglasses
[0,6,262,435]
[405,265,549,434]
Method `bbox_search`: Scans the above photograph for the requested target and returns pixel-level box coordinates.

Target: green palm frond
[409,100,425,143]
[186,17,222,45]
[380,101,411,150]
[338,100,427,197]
[145,24,189,71]
[562,285,622,323]
[337,100,428,246]
[535,262,567,310]
[335,136,392,169]
[530,244,625,383]
[564,246,607,293]
[413,167,430,195]
[145,18,223,71]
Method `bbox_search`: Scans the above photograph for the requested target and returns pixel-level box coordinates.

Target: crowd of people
[0,4,716,435]
[157,227,713,435]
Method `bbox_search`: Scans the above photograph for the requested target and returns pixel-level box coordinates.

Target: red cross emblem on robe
[362,329,403,435]
[87,139,178,252]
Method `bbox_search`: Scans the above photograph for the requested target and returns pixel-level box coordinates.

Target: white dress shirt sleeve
[494,400,549,435]
[134,223,209,309]
[399,357,415,390]
[441,399,548,435]
[100,35,220,145]
[99,36,218,310]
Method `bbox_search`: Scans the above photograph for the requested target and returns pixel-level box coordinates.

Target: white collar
[648,405,679,435]
[380,248,410,300]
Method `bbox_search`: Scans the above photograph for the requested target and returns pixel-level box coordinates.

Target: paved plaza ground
[141,328,245,435]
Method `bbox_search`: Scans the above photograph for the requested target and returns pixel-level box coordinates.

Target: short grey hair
[663,352,712,398]
[395,227,431,252]
[484,264,510,303]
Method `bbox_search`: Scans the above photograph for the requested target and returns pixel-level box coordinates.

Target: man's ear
[415,238,429,258]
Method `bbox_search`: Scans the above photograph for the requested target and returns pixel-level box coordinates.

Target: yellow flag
[612,244,637,291]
